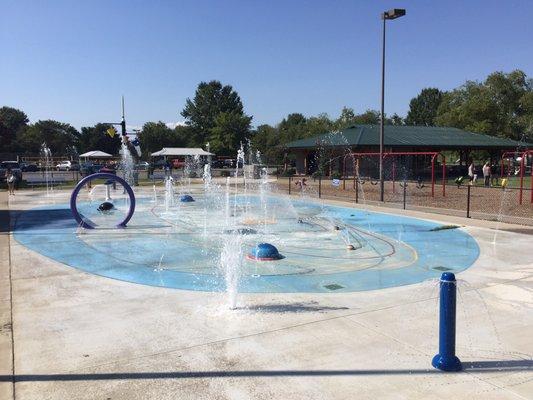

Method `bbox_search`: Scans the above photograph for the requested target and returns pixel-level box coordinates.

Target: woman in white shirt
[468,162,475,184]
[5,168,15,195]
[482,162,491,187]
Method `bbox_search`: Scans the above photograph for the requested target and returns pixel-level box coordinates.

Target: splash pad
[14,187,479,293]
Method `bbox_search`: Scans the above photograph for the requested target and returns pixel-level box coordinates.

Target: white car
[56,161,78,171]
[135,161,150,170]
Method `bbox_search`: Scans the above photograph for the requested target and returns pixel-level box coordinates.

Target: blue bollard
[432,272,462,372]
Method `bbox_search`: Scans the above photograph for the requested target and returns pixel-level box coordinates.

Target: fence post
[355,178,359,204]
[288,176,291,195]
[403,181,407,210]
[432,272,462,372]
[466,185,471,218]
[318,175,322,198]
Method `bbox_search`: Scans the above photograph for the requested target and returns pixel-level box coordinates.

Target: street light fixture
[379,8,406,202]
[383,8,406,20]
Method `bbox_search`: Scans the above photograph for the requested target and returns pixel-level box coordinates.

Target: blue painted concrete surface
[12,197,479,293]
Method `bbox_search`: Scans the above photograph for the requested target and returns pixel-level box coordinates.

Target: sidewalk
[0,191,14,400]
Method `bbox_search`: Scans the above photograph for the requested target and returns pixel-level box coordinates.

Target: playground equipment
[247,243,283,261]
[180,194,195,202]
[70,172,136,229]
[500,150,533,204]
[342,152,446,197]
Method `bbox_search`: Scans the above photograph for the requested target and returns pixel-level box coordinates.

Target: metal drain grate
[324,283,344,291]
[432,266,451,272]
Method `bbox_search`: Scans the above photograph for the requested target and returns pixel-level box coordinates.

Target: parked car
[210,158,235,169]
[151,159,169,170]
[80,162,104,175]
[172,158,186,169]
[135,161,150,170]
[0,161,22,181]
[211,159,225,169]
[99,164,117,173]
[56,160,79,171]
[19,162,39,172]
[224,159,237,169]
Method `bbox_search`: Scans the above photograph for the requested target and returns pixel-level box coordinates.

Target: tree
[306,113,334,136]
[436,82,496,134]
[278,113,309,143]
[390,113,404,126]
[0,106,29,152]
[353,110,381,125]
[140,121,183,155]
[181,80,252,148]
[518,90,533,139]
[251,124,281,164]
[208,111,252,155]
[405,88,443,126]
[174,125,196,147]
[335,107,357,129]
[18,120,79,155]
[78,123,121,155]
[436,70,532,140]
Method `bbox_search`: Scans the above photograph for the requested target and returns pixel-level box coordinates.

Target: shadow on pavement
[2,360,531,382]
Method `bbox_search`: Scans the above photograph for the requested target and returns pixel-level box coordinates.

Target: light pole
[380,8,406,202]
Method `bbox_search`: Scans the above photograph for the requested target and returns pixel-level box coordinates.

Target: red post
[530,154,533,204]
[442,155,446,197]
[519,153,525,204]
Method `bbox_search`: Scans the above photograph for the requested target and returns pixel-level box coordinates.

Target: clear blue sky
[1,0,532,130]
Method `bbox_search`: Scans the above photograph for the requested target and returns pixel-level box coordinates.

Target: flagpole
[121,96,126,137]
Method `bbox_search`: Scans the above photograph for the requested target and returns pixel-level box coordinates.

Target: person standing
[482,162,490,187]
[5,168,16,195]
[490,163,498,186]
[468,161,475,185]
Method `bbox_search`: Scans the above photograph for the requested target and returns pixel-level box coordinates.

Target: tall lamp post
[380,8,406,202]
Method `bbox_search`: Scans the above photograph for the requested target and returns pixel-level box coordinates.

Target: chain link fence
[276,175,533,226]
[10,168,533,226]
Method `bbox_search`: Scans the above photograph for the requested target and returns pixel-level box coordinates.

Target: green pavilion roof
[284,125,528,150]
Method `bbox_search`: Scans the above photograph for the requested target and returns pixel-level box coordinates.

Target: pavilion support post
[431,155,436,197]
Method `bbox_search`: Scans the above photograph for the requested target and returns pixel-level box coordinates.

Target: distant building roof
[284,125,528,150]
[150,148,214,157]
[79,150,113,158]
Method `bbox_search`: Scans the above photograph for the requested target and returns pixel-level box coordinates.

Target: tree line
[252,70,532,164]
[1,70,531,162]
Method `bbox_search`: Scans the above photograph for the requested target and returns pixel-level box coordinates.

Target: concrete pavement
[2,189,532,399]
[0,191,14,400]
